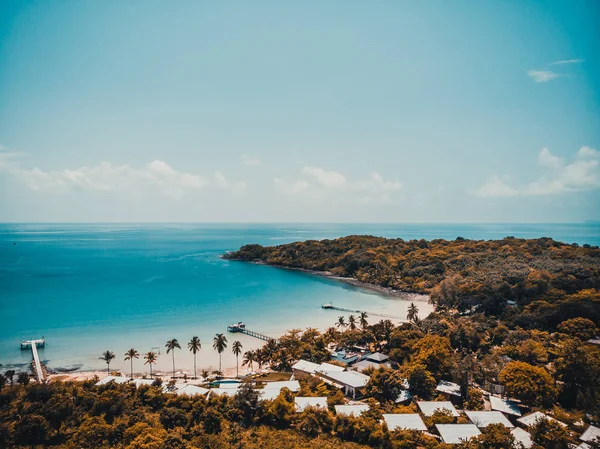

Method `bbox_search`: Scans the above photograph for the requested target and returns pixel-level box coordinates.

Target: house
[436,424,481,444]
[335,404,370,417]
[316,370,370,399]
[465,411,514,428]
[263,380,300,392]
[489,396,521,417]
[331,350,361,365]
[383,413,427,431]
[352,352,392,372]
[517,411,566,428]
[131,378,155,388]
[436,380,462,400]
[511,428,533,449]
[259,389,282,401]
[291,359,320,376]
[209,387,240,398]
[176,384,209,397]
[95,375,129,386]
[580,425,600,447]
[417,401,460,417]
[315,362,345,373]
[294,397,328,412]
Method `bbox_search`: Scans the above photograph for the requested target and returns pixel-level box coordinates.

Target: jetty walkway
[321,303,408,322]
[21,339,46,382]
[227,323,277,342]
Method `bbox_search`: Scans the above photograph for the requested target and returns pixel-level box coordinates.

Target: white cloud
[241,154,261,167]
[301,166,347,188]
[550,59,585,65]
[471,146,600,197]
[274,177,309,195]
[527,70,560,83]
[6,160,245,198]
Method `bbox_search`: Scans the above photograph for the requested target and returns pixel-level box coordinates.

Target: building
[489,396,521,417]
[263,380,300,392]
[335,404,370,417]
[580,425,600,446]
[511,428,533,449]
[352,352,392,372]
[95,375,130,386]
[465,411,514,428]
[435,380,462,400]
[315,362,345,374]
[383,414,427,431]
[294,397,328,412]
[316,370,370,399]
[176,384,210,397]
[517,411,566,428]
[291,359,320,376]
[417,401,460,417]
[436,424,481,444]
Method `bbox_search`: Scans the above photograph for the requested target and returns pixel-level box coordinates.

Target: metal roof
[581,425,600,443]
[95,375,130,386]
[517,411,566,428]
[294,396,328,412]
[489,396,522,416]
[417,401,460,417]
[436,380,462,397]
[176,384,209,397]
[436,424,481,444]
[315,362,345,373]
[318,370,370,388]
[511,427,533,449]
[264,380,300,392]
[465,411,514,428]
[383,413,427,431]
[209,387,240,397]
[131,378,155,387]
[335,404,370,417]
[364,352,389,362]
[292,359,320,374]
[352,360,392,372]
[259,388,282,401]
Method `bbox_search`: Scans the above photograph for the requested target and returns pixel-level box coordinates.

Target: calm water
[1,223,598,374]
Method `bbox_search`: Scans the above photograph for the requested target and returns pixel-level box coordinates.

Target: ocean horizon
[1,222,598,376]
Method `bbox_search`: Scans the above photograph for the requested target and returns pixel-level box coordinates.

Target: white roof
[581,425,600,443]
[131,378,155,387]
[335,404,370,417]
[364,352,389,362]
[489,396,521,416]
[436,424,481,444]
[353,360,391,372]
[292,359,320,374]
[176,384,209,397]
[395,389,413,403]
[95,375,129,385]
[294,396,328,412]
[383,414,427,431]
[465,411,514,428]
[264,380,300,392]
[511,427,533,449]
[417,401,460,417]
[260,388,282,401]
[517,411,566,428]
[576,444,592,449]
[209,387,240,397]
[318,370,370,388]
[436,380,462,397]
[316,362,345,373]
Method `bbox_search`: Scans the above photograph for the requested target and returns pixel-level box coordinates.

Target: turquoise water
[1,223,598,375]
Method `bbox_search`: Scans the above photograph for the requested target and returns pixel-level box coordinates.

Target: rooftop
[517,411,566,428]
[580,425,600,443]
[263,380,300,392]
[489,396,521,416]
[95,375,130,386]
[294,396,328,412]
[176,384,209,397]
[511,428,533,449]
[318,370,370,388]
[292,359,320,374]
[465,411,514,428]
[436,380,462,397]
[436,424,481,444]
[417,401,460,417]
[335,404,370,417]
[364,352,389,363]
[315,362,345,373]
[259,388,282,401]
[383,413,427,431]
[352,359,392,372]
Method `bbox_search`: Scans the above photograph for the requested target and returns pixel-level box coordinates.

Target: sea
[1,223,598,375]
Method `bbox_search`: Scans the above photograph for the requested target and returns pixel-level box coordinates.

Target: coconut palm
[144,351,157,378]
[242,350,256,372]
[212,333,228,374]
[255,348,266,369]
[359,311,369,329]
[5,370,15,388]
[124,348,139,379]
[165,339,181,379]
[188,336,201,379]
[407,302,419,323]
[348,314,357,330]
[336,316,346,329]
[99,350,115,374]
[232,341,243,378]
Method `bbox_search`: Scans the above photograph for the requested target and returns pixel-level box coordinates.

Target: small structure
[335,404,370,417]
[517,411,566,428]
[131,378,155,388]
[436,424,481,444]
[264,380,300,392]
[259,389,282,401]
[581,425,600,445]
[331,350,361,365]
[292,359,320,376]
[465,411,514,428]
[209,387,240,397]
[294,397,328,412]
[383,413,427,431]
[315,362,345,373]
[436,380,462,399]
[417,401,460,417]
[316,370,370,399]
[176,384,210,397]
[489,396,521,417]
[352,352,392,372]
[511,427,533,449]
[95,375,130,386]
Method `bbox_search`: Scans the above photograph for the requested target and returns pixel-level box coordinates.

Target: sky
[0,0,599,223]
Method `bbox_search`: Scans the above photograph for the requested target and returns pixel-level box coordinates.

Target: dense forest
[225,236,600,329]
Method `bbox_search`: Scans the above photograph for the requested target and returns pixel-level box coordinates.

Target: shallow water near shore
[1,223,598,375]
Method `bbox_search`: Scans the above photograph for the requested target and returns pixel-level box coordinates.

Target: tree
[0,374,5,391]
[336,316,346,329]
[5,369,15,388]
[530,418,571,449]
[403,363,436,399]
[412,335,453,378]
[499,361,557,406]
[144,351,157,378]
[471,423,516,449]
[360,311,369,329]
[124,348,139,379]
[348,315,357,330]
[13,414,50,448]
[99,350,115,375]
[366,368,407,402]
[213,333,228,374]
[407,302,419,323]
[165,339,181,379]
[232,340,243,377]
[188,336,201,379]
[17,372,30,390]
[43,394,74,436]
[243,350,256,372]
[557,317,598,341]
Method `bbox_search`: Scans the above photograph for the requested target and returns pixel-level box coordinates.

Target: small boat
[322,303,333,309]
[227,322,246,332]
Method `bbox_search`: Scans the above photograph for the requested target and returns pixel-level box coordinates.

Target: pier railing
[322,304,407,322]
[227,326,277,342]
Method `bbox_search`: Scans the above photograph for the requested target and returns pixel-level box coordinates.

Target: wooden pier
[21,339,45,382]
[321,303,407,322]
[227,323,277,342]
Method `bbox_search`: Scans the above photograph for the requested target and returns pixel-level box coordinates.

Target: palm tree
[407,302,419,323]
[255,348,266,369]
[212,333,228,374]
[242,350,256,372]
[232,341,243,377]
[144,351,157,378]
[359,311,369,329]
[336,316,346,329]
[5,370,15,388]
[124,348,139,379]
[348,314,357,330]
[165,339,181,379]
[188,336,201,379]
[99,350,115,375]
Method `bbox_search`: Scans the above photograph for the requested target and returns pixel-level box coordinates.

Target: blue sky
[0,0,599,222]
